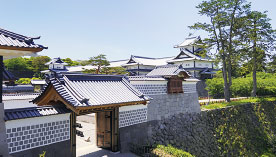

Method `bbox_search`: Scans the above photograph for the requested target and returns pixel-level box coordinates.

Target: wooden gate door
[96,108,119,152]
[96,111,112,149]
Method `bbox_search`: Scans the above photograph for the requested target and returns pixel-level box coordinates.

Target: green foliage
[152,145,194,157]
[261,153,276,157]
[4,56,50,78]
[62,58,79,66]
[206,72,276,98]
[4,57,30,71]
[209,102,276,156]
[30,56,51,78]
[89,54,110,74]
[83,67,127,75]
[201,97,276,110]
[15,77,40,84]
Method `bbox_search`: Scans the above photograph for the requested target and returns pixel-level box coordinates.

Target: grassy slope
[201,97,276,110]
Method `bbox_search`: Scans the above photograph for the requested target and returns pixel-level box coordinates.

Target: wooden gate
[96,108,119,152]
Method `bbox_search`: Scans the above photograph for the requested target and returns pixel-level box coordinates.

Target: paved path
[199,97,248,105]
[76,115,137,157]
[77,145,138,157]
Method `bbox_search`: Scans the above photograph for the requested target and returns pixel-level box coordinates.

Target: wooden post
[0,56,3,103]
[70,112,76,157]
[111,107,119,152]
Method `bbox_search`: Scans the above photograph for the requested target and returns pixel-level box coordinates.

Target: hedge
[206,72,276,98]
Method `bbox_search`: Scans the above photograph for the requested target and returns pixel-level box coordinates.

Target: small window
[167,76,183,94]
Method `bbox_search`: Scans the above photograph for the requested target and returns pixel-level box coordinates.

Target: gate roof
[32,73,149,114]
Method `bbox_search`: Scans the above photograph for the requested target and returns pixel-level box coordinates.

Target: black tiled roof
[4,106,71,121]
[33,74,149,108]
[0,28,47,49]
[146,64,189,77]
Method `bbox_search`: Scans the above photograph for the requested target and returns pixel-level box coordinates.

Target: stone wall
[119,92,201,152]
[196,80,208,97]
[148,102,276,157]
[148,93,201,121]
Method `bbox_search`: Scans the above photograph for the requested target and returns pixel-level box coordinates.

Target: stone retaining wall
[148,102,276,156]
[119,92,201,152]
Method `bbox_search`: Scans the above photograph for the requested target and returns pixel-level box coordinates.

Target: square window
[10,133,13,138]
[26,144,30,148]
[12,128,16,132]
[7,129,11,133]
[12,138,16,142]
[12,147,16,152]
[40,141,43,145]
[31,143,34,147]
[31,125,35,129]
[24,140,28,144]
[22,145,26,150]
[17,127,21,132]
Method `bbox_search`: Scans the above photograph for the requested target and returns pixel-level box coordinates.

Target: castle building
[110,36,216,79]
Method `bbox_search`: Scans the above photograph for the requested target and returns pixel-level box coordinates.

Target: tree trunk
[252,58,257,97]
[222,53,231,102]
[251,22,257,97]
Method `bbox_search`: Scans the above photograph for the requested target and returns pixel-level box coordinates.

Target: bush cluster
[15,77,40,85]
[206,72,276,98]
[152,145,194,157]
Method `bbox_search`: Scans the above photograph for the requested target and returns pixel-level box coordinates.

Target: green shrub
[206,72,276,98]
[15,77,40,85]
[152,145,194,157]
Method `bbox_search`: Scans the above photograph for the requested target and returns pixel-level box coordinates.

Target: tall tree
[190,0,251,102]
[242,11,276,97]
[31,56,51,78]
[4,57,29,71]
[62,58,80,66]
[89,54,110,74]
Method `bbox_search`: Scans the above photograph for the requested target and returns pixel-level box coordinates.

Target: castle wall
[119,81,200,152]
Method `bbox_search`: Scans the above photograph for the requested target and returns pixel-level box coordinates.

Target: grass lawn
[201,97,276,110]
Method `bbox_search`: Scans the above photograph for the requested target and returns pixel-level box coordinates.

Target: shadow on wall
[139,102,276,157]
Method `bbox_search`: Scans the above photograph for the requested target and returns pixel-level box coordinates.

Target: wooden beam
[76,100,148,112]
[0,45,44,52]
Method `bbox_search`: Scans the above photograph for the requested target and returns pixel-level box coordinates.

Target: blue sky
[1,0,275,61]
